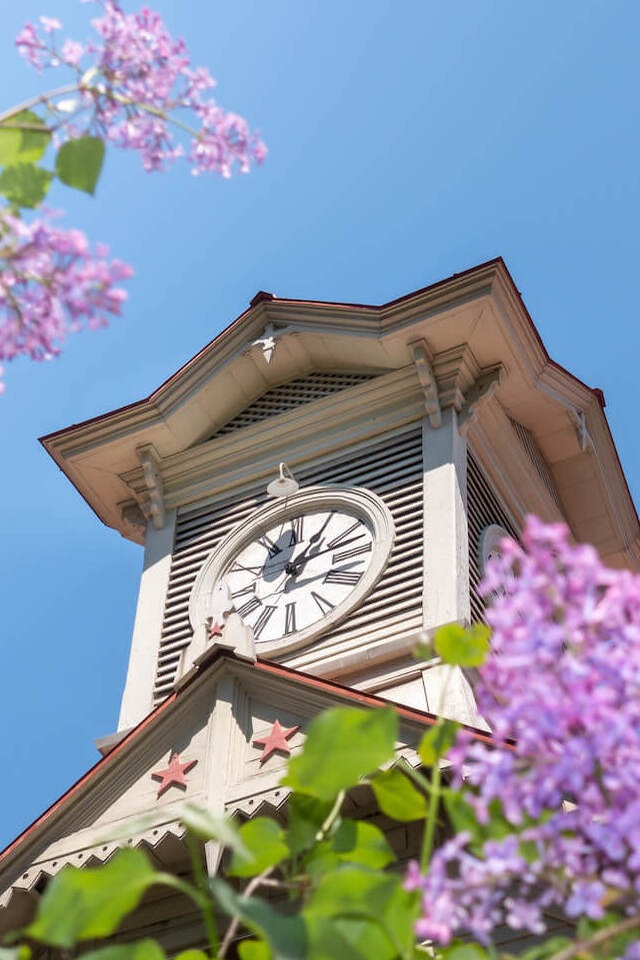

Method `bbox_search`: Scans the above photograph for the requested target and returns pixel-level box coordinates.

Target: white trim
[422,408,470,631]
[118,509,176,730]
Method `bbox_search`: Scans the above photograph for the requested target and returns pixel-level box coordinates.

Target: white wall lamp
[266,462,299,498]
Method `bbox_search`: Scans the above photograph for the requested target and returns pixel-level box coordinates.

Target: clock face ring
[189,487,395,655]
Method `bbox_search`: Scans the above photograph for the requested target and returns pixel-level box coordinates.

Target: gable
[0,652,466,929]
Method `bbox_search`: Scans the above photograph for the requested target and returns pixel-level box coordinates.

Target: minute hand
[287,534,367,576]
[285,513,335,572]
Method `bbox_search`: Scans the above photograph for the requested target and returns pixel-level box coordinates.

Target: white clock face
[224,509,375,645]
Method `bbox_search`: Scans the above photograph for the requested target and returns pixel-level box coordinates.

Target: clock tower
[1,258,638,948]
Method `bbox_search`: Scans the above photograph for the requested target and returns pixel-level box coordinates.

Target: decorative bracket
[572,409,594,453]
[137,444,165,529]
[119,501,147,544]
[458,365,505,435]
[410,339,441,428]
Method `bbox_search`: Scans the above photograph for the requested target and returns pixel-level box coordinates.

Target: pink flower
[39,15,62,33]
[0,210,132,389]
[15,2,265,176]
[61,38,84,67]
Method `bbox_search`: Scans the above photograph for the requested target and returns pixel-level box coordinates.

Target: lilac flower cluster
[0,210,132,390]
[15,3,266,176]
[409,517,640,948]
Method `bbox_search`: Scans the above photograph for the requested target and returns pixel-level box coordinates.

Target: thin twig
[218,867,275,958]
[0,84,80,124]
[544,914,640,960]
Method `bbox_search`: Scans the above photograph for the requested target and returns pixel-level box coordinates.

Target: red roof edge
[39,257,506,445]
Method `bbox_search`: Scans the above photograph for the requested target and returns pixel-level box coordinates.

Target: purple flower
[408,518,640,944]
[15,2,266,176]
[0,210,132,386]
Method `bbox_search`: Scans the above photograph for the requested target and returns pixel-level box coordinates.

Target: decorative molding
[137,444,165,529]
[458,365,505,436]
[0,820,186,908]
[409,339,441,428]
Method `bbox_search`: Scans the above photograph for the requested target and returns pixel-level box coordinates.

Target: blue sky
[1,0,639,848]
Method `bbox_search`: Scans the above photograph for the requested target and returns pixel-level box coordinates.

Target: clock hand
[284,560,363,592]
[287,533,367,577]
[284,513,334,573]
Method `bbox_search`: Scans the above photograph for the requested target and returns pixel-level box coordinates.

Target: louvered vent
[210,373,375,438]
[154,427,423,701]
[467,451,519,623]
[509,418,562,510]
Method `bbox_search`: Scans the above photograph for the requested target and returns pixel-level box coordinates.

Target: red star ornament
[151,751,198,797]
[253,720,300,764]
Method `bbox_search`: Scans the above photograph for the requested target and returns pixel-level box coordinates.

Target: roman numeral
[231,582,256,599]
[326,519,364,550]
[289,516,304,546]
[230,562,263,577]
[311,591,335,615]
[332,542,372,564]
[253,605,277,639]
[237,595,261,619]
[324,568,363,586]
[257,534,282,559]
[284,602,297,635]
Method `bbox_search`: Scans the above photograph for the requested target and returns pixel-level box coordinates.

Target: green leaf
[330,819,395,868]
[55,136,105,195]
[441,946,489,960]
[308,865,399,919]
[174,951,209,960]
[303,820,395,880]
[286,793,334,856]
[211,877,307,960]
[283,707,397,801]
[370,765,428,821]
[228,818,289,878]
[0,110,50,165]
[79,941,166,960]
[418,719,459,766]
[238,941,271,960]
[0,164,52,209]
[434,622,490,667]
[179,803,250,858]
[307,867,416,958]
[26,848,160,947]
[520,938,573,960]
[305,915,397,960]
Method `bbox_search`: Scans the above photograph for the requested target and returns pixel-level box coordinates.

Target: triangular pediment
[0,652,456,931]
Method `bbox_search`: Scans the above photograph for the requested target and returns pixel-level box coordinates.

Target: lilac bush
[1,2,265,389]
[0,211,132,391]
[409,516,640,952]
[14,3,266,176]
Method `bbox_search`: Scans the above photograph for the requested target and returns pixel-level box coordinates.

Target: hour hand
[286,537,324,576]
